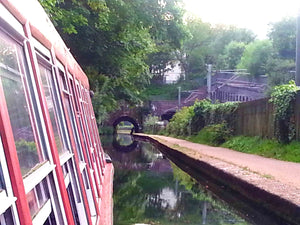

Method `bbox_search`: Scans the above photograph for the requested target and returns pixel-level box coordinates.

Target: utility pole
[296,8,300,86]
[178,86,181,109]
[207,64,212,98]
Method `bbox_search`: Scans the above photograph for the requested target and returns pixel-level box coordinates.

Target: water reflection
[102,134,248,225]
[112,134,138,153]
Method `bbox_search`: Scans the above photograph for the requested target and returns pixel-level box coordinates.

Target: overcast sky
[183,0,300,39]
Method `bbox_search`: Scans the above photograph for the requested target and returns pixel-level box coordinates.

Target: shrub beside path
[136,134,300,206]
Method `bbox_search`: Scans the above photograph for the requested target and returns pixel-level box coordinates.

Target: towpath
[135,134,300,206]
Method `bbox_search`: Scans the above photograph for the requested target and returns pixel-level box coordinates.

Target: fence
[234,92,300,141]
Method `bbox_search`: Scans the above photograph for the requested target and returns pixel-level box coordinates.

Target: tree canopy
[237,40,273,76]
[40,0,187,122]
[176,16,255,81]
[40,0,297,122]
[268,17,296,60]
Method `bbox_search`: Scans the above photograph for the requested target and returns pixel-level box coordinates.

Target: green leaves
[270,80,299,119]
[237,40,273,76]
[268,17,296,60]
[165,106,195,136]
[270,80,299,143]
[39,0,186,123]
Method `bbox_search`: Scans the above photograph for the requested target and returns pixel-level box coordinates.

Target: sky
[183,0,300,39]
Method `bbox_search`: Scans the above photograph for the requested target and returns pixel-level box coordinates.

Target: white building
[164,61,185,84]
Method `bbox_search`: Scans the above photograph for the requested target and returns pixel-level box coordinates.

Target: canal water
[102,134,253,225]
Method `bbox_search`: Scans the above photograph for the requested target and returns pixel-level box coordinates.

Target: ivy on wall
[269,80,299,143]
[192,100,239,134]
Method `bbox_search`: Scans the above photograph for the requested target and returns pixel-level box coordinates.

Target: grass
[184,133,300,163]
[142,79,201,101]
[221,136,300,163]
[186,123,230,147]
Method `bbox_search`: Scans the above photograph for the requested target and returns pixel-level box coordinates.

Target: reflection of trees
[113,170,147,224]
[115,134,134,146]
[110,137,247,224]
[15,139,38,175]
[0,40,19,70]
[1,36,40,176]
[171,163,247,225]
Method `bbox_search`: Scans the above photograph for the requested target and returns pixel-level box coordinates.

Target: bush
[99,126,114,135]
[269,80,299,143]
[191,99,238,134]
[189,123,232,146]
[165,106,195,136]
[143,115,163,134]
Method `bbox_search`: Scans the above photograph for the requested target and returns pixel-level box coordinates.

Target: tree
[237,40,273,76]
[266,58,295,88]
[268,17,296,60]
[176,16,212,79]
[176,18,255,81]
[208,25,255,68]
[221,41,246,69]
[39,0,186,123]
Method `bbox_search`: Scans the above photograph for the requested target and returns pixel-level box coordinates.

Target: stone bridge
[107,103,143,132]
[107,88,207,131]
[151,87,207,120]
[107,71,268,131]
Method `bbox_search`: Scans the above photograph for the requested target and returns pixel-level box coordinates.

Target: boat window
[38,62,66,155]
[0,31,47,176]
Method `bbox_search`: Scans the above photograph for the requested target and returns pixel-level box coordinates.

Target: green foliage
[192,100,239,134]
[171,163,212,201]
[165,106,195,136]
[222,136,300,162]
[176,17,255,80]
[268,17,296,60]
[142,80,198,101]
[189,123,232,146]
[176,16,212,79]
[40,0,186,124]
[143,115,163,134]
[142,83,178,100]
[98,126,114,135]
[221,41,246,69]
[209,25,255,69]
[265,17,296,89]
[87,67,118,123]
[269,80,299,143]
[15,139,37,153]
[164,100,238,138]
[266,58,295,88]
[237,40,273,76]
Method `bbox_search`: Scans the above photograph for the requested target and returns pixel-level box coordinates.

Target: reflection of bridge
[107,88,207,131]
[105,134,173,172]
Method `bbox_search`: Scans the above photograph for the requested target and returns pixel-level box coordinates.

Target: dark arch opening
[113,116,140,134]
[161,110,176,121]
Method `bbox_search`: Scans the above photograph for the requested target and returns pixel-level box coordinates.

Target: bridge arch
[113,116,140,133]
[161,110,176,121]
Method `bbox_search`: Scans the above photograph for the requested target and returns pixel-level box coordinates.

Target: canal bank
[134,134,300,224]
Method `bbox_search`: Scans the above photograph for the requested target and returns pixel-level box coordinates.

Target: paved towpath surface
[137,134,300,205]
